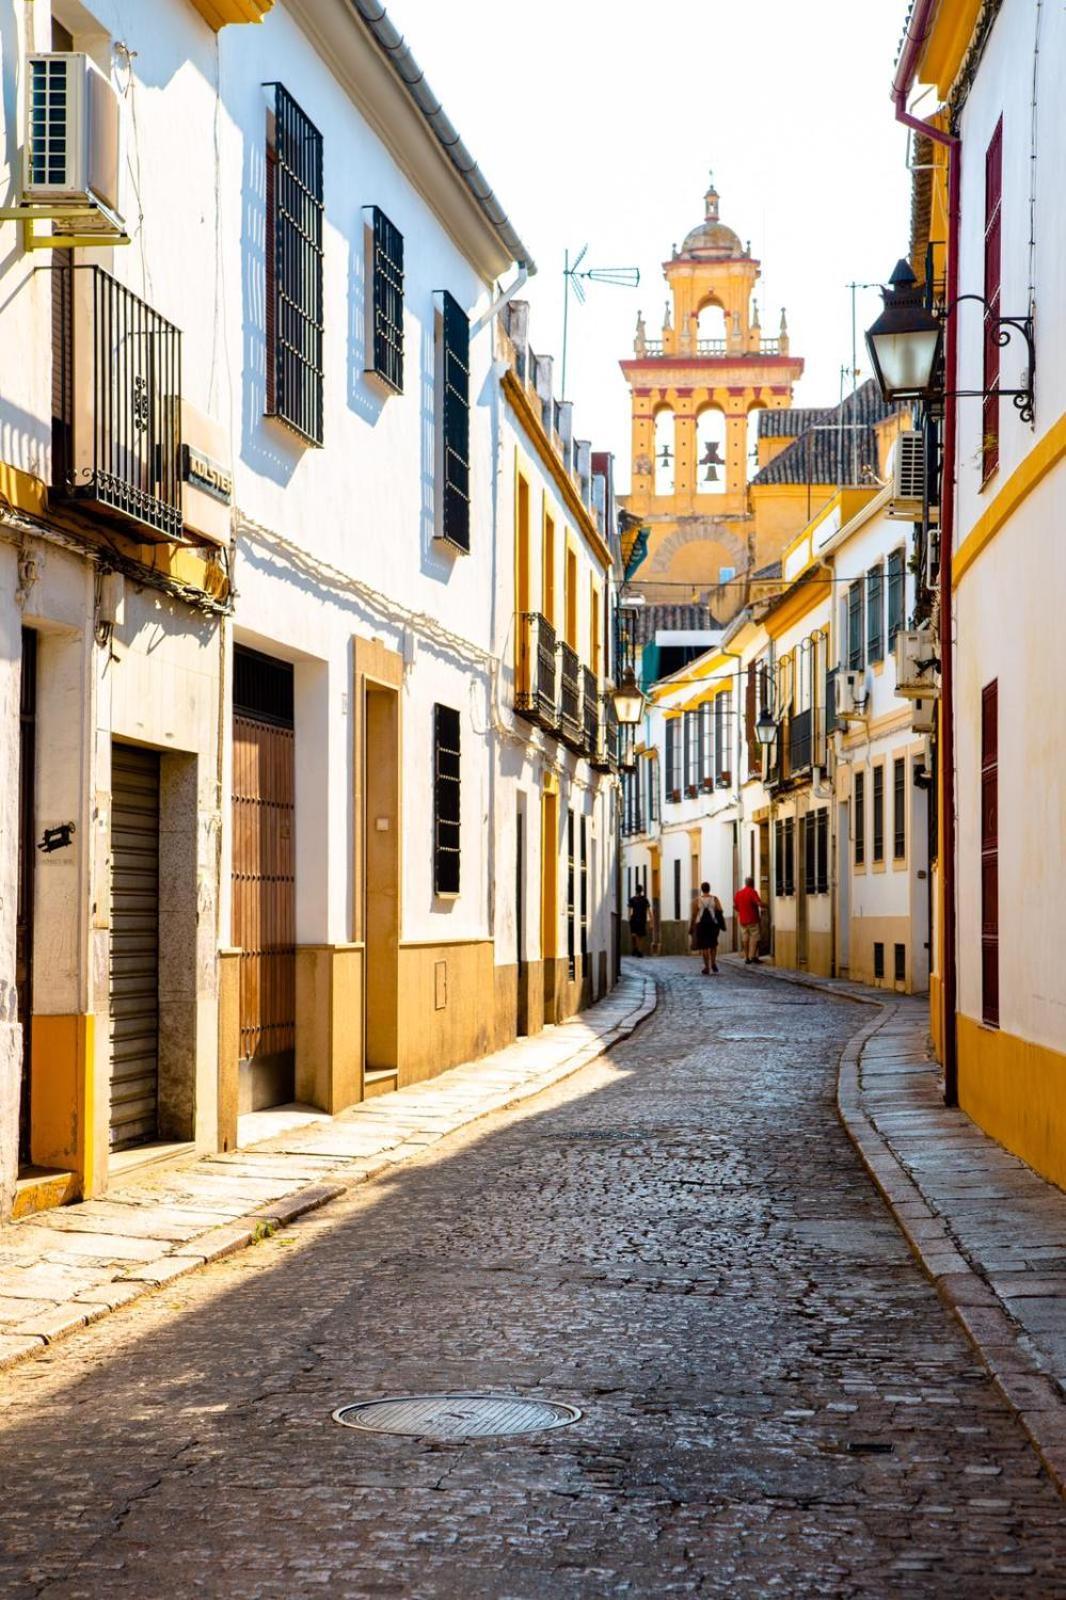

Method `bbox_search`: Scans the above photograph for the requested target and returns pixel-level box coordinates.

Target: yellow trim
[958,1013,1066,1192]
[502,370,612,571]
[954,410,1066,585]
[764,569,831,641]
[29,1013,95,1190]
[187,0,273,27]
[918,0,983,99]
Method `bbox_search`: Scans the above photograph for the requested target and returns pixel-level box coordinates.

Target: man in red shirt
[733,877,763,965]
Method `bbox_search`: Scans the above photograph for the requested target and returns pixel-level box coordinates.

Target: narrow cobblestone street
[2,962,1064,1598]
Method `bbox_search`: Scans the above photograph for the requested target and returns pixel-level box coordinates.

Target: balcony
[54,266,183,540]
[557,641,582,748]
[638,335,784,360]
[581,667,599,757]
[515,613,558,731]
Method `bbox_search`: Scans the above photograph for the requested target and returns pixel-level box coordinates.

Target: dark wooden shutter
[665,719,677,796]
[866,564,884,663]
[567,811,576,978]
[872,765,885,862]
[370,206,404,393]
[981,680,999,1025]
[815,807,829,893]
[433,704,461,895]
[745,661,758,766]
[848,583,864,670]
[673,857,681,921]
[804,813,816,894]
[784,818,795,897]
[265,84,324,446]
[983,119,1003,483]
[854,771,866,865]
[893,757,907,859]
[774,820,784,898]
[441,291,471,550]
[887,548,906,645]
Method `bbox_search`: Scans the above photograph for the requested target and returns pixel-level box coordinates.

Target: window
[366,206,404,393]
[803,815,816,895]
[439,291,470,550]
[874,941,885,980]
[665,720,679,797]
[716,691,733,781]
[866,564,884,664]
[699,702,713,786]
[848,582,865,671]
[854,770,866,865]
[774,820,784,898]
[580,816,588,965]
[893,757,906,859]
[685,710,699,793]
[894,943,906,984]
[590,582,601,677]
[745,661,759,766]
[983,119,1003,484]
[433,704,461,895]
[815,807,829,893]
[887,548,906,646]
[981,680,999,1025]
[872,765,885,863]
[784,817,795,896]
[265,84,324,446]
[542,515,556,623]
[673,858,682,921]
[567,812,576,979]
[648,756,660,825]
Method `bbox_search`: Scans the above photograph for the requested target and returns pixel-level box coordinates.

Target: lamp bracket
[937,295,1035,424]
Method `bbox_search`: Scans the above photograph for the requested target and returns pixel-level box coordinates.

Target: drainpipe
[892,1,961,1106]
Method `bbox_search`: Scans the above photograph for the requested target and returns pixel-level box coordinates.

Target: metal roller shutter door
[110,744,160,1151]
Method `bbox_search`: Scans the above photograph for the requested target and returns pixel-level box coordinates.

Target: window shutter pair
[433,705,461,896]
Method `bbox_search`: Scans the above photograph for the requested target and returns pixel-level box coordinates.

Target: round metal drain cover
[332,1393,582,1441]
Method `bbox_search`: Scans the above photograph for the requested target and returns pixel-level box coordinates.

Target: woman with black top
[690,881,725,976]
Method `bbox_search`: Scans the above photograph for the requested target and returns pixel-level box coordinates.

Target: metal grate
[515,613,558,729]
[433,704,461,896]
[557,641,581,746]
[333,1393,581,1441]
[566,810,576,979]
[265,83,324,447]
[369,206,404,393]
[581,665,598,755]
[440,291,470,550]
[54,265,182,538]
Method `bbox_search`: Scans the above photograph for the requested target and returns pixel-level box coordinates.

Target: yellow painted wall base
[958,1014,1066,1194]
[296,944,364,1113]
[848,914,917,993]
[929,971,944,1063]
[29,1013,94,1194]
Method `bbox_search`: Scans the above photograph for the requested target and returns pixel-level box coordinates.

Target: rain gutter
[347,0,537,276]
[893,0,961,1107]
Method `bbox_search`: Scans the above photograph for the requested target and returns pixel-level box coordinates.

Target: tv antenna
[561,245,640,400]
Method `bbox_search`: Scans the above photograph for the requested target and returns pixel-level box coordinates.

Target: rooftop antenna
[561,245,640,400]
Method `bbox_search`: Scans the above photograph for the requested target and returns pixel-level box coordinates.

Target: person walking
[733,876,764,964]
[690,882,725,975]
[628,881,652,958]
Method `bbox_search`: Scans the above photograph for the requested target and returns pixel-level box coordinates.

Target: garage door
[110,743,160,1151]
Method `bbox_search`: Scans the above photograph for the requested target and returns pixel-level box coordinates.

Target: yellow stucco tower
[621,175,804,611]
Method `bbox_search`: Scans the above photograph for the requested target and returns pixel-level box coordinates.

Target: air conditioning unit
[894,628,940,700]
[834,668,867,722]
[887,430,938,523]
[24,54,122,223]
[912,697,936,734]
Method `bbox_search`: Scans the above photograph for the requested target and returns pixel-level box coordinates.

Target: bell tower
[621,173,804,605]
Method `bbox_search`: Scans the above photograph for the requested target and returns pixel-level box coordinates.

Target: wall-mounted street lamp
[755,704,777,747]
[865,259,1035,424]
[611,665,646,727]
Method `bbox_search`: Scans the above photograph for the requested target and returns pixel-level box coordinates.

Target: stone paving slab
[727,956,1066,1498]
[0,973,654,1373]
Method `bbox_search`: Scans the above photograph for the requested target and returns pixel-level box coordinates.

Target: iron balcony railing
[640,335,783,360]
[581,666,599,756]
[515,612,558,729]
[55,264,183,539]
[558,641,582,747]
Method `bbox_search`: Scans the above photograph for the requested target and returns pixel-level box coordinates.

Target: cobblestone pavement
[1,959,1065,1598]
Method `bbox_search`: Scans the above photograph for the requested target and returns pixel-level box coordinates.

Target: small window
[848,582,865,671]
[580,816,588,964]
[784,817,795,897]
[872,765,885,863]
[685,710,699,793]
[866,564,884,663]
[665,720,679,797]
[804,814,816,895]
[264,83,324,447]
[854,771,866,865]
[673,857,682,921]
[433,704,461,895]
[567,812,576,979]
[438,291,470,551]
[815,807,829,894]
[893,757,907,859]
[874,941,885,980]
[365,206,404,394]
[774,819,784,898]
[894,943,906,983]
[887,549,906,645]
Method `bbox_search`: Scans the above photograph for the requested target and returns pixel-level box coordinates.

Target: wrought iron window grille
[438,291,470,552]
[365,205,404,394]
[263,83,324,447]
[433,704,461,896]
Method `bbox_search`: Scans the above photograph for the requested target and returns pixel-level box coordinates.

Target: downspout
[892,0,961,1105]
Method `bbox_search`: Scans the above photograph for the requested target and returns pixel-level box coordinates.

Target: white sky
[384,0,914,490]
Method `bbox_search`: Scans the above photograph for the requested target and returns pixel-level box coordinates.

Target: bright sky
[385,0,913,489]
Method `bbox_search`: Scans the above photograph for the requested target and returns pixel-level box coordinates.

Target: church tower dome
[679,175,744,259]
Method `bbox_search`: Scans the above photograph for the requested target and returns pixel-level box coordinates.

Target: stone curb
[0,975,656,1378]
[744,960,1066,1500]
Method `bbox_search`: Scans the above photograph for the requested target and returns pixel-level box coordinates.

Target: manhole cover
[332,1393,582,1441]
